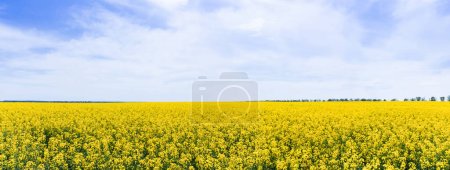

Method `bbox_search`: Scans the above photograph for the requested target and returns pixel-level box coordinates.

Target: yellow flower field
[1,102,449,169]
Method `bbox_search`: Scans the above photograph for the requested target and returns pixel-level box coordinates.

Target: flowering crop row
[0,102,449,169]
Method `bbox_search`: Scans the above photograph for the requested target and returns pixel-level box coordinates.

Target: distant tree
[448,95,450,101]
[440,97,445,102]
[391,99,397,101]
[416,97,422,101]
[431,97,436,101]
[404,98,409,101]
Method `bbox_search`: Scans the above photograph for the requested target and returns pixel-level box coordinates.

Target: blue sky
[0,0,89,37]
[1,0,450,101]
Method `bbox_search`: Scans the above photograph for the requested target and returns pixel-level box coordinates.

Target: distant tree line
[266,96,450,102]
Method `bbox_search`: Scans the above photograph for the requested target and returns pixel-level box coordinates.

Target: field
[1,102,450,169]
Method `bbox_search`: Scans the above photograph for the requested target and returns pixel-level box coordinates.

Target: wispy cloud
[1,0,450,101]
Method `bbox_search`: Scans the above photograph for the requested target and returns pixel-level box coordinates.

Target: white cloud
[393,0,438,18]
[146,0,188,10]
[238,18,265,35]
[0,24,56,53]
[1,0,450,101]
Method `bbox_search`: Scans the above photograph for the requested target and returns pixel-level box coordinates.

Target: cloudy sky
[1,0,450,101]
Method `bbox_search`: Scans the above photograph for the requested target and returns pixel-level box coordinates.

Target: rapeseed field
[0,102,449,169]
